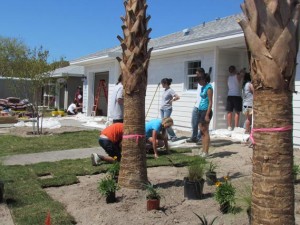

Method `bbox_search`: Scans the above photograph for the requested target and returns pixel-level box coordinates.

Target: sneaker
[186,138,198,143]
[200,152,209,158]
[228,126,232,131]
[91,153,101,166]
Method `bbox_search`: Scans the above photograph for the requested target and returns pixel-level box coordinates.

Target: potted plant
[214,176,236,213]
[184,158,206,200]
[98,175,120,203]
[205,161,217,186]
[145,183,161,211]
[107,161,120,182]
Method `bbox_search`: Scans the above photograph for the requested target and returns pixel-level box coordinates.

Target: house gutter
[71,33,245,66]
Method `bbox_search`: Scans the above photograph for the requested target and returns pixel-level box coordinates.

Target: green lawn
[0,148,196,225]
[0,130,99,157]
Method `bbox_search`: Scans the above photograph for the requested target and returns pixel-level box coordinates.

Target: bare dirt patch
[45,143,256,225]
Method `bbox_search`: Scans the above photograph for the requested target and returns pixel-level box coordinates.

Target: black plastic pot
[205,171,217,186]
[220,202,230,214]
[106,192,116,204]
[183,177,205,200]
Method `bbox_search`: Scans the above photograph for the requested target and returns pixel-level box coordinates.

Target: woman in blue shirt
[145,117,173,158]
[198,73,213,157]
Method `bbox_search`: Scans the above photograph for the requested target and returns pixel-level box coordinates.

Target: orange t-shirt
[100,123,123,143]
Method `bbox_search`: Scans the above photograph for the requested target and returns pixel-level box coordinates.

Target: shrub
[188,158,206,181]
[214,176,236,207]
[98,176,120,197]
[145,183,161,200]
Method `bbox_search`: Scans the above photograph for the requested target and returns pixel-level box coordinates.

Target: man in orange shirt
[91,123,123,165]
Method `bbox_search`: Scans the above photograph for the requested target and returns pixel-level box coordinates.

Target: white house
[70,14,300,146]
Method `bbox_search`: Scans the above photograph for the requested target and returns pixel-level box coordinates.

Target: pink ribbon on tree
[123,134,145,143]
[250,125,293,145]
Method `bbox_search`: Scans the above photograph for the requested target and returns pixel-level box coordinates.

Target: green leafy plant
[188,158,206,181]
[145,183,161,200]
[293,164,300,181]
[214,176,236,208]
[193,213,217,225]
[107,162,120,178]
[206,161,217,173]
[98,176,120,197]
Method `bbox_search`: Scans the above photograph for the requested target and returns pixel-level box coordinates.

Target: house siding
[145,50,216,132]
[293,51,300,147]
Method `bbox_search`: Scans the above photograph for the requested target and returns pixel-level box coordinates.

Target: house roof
[51,65,84,77]
[71,13,244,64]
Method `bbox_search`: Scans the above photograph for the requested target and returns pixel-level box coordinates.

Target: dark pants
[98,137,121,161]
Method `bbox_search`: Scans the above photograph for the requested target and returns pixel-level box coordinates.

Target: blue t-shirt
[199,84,212,110]
[145,119,162,138]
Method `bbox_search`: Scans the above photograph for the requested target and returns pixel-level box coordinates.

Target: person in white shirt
[226,65,243,131]
[67,100,78,115]
[186,68,204,143]
[109,75,124,123]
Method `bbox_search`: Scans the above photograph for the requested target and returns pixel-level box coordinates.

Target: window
[187,60,201,90]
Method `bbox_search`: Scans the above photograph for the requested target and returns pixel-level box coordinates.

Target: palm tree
[116,0,152,189]
[239,1,300,224]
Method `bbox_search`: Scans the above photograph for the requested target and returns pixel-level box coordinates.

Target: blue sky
[0,0,243,62]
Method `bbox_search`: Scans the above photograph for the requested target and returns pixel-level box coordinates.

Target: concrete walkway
[1,147,106,166]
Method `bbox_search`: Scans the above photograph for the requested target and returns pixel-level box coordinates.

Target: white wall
[294,51,300,147]
[146,49,215,132]
[215,49,248,129]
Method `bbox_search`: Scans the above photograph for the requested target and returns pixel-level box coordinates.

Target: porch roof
[71,13,244,65]
[51,65,84,77]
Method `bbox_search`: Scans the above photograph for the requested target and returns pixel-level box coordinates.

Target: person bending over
[91,123,123,165]
[67,100,78,115]
[145,117,173,159]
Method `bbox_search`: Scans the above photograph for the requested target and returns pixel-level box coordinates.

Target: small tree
[0,36,62,134]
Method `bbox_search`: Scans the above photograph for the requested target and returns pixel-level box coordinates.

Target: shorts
[243,105,253,116]
[98,137,121,161]
[198,110,213,124]
[226,96,242,112]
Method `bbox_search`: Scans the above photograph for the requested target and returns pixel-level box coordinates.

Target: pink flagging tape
[250,125,293,145]
[123,134,145,143]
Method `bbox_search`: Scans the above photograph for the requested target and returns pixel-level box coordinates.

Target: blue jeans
[191,107,201,140]
[160,108,177,139]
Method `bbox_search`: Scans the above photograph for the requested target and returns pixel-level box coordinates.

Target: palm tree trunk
[117,0,152,189]
[239,1,300,224]
[252,90,294,224]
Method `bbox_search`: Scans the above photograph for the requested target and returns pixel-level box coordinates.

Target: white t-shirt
[109,83,124,120]
[67,103,77,114]
[194,84,202,108]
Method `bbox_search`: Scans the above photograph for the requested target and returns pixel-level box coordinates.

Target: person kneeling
[91,123,123,165]
[67,100,78,115]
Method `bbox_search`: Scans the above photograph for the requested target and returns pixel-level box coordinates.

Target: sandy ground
[1,124,300,225]
[45,143,253,225]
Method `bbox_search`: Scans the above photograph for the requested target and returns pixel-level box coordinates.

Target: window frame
[186,60,201,90]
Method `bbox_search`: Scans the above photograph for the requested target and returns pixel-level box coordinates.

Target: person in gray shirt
[160,78,180,142]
